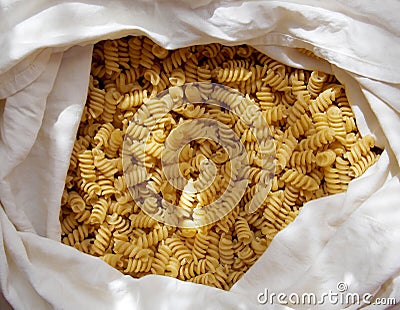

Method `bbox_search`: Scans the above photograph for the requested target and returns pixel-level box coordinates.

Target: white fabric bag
[1,1,399,309]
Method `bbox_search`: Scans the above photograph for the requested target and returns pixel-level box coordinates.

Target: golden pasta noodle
[60,36,382,290]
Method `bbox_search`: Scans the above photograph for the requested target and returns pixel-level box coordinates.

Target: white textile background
[0,1,399,309]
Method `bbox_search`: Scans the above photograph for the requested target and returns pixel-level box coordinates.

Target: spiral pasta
[263,69,289,92]
[309,88,336,115]
[327,106,347,142]
[316,150,337,167]
[307,71,327,98]
[281,169,319,191]
[298,128,336,151]
[349,151,379,177]
[214,67,252,83]
[103,40,120,75]
[61,37,382,291]
[92,222,113,255]
[344,135,375,165]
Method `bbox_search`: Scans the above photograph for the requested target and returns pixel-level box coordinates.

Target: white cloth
[0,1,399,309]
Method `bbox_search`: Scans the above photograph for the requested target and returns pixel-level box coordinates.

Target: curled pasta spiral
[61,214,78,235]
[151,243,172,274]
[128,37,142,68]
[118,90,148,110]
[165,236,193,264]
[289,150,315,167]
[316,149,336,167]
[93,148,118,178]
[165,256,180,277]
[280,169,319,191]
[327,106,346,141]
[62,224,91,246]
[68,191,86,213]
[202,43,222,58]
[188,273,216,286]
[192,231,210,260]
[289,74,307,96]
[276,134,297,172]
[312,112,329,132]
[344,135,375,165]
[100,254,124,269]
[217,233,234,265]
[78,150,96,182]
[285,114,312,139]
[87,76,105,119]
[197,66,212,82]
[102,88,121,123]
[69,136,91,171]
[108,201,133,216]
[134,225,170,249]
[287,93,310,125]
[78,180,101,201]
[92,222,113,255]
[162,47,192,73]
[262,105,287,125]
[323,166,342,195]
[179,258,215,280]
[335,157,352,191]
[152,43,169,59]
[234,217,253,245]
[309,88,335,115]
[89,198,109,225]
[256,86,275,109]
[140,37,156,69]
[124,255,154,274]
[94,123,114,147]
[214,67,252,83]
[107,213,132,235]
[263,190,285,223]
[349,151,379,178]
[74,239,93,255]
[298,128,335,151]
[113,239,142,259]
[237,245,258,266]
[184,56,199,83]
[103,40,120,75]
[129,211,158,229]
[169,68,186,86]
[143,66,161,86]
[307,71,328,98]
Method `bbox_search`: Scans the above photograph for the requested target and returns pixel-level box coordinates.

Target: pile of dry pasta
[60,36,381,290]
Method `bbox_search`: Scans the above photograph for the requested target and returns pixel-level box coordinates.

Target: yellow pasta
[327,105,347,142]
[60,37,382,291]
[344,134,375,165]
[281,169,319,191]
[92,222,113,255]
[263,68,289,92]
[214,67,253,83]
[103,40,120,75]
[309,88,336,115]
[61,214,78,235]
[78,150,96,181]
[316,150,337,167]
[67,191,86,213]
[87,76,105,119]
[349,151,379,177]
[298,128,336,151]
[307,71,327,98]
